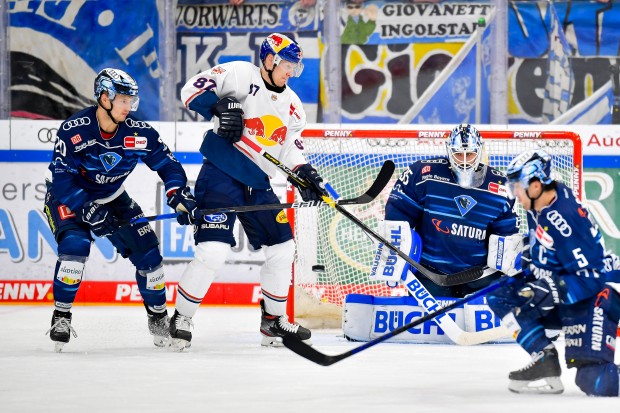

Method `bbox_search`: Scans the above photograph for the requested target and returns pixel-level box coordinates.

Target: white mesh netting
[291,129,581,326]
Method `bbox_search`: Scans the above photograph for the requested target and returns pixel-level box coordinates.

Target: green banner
[584,169,620,254]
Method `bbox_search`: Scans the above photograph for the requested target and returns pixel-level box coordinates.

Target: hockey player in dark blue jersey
[43,68,201,352]
[487,149,620,396]
[380,124,521,298]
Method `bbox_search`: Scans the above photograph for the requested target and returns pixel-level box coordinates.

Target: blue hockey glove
[212,96,244,143]
[79,201,118,237]
[516,275,560,318]
[167,186,203,225]
[291,164,327,202]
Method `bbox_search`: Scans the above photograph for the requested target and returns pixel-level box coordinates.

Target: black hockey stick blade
[120,160,395,227]
[283,273,512,366]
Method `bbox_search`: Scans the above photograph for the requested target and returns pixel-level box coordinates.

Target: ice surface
[1,305,618,412]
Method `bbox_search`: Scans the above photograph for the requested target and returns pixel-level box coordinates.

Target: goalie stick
[246,140,485,287]
[283,274,515,366]
[399,267,508,345]
[120,160,394,227]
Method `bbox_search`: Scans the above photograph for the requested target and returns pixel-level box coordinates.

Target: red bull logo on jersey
[244,115,287,147]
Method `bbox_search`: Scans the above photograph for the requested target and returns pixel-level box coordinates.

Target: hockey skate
[508,347,564,394]
[259,300,311,347]
[147,309,170,347]
[167,309,193,352]
[45,310,77,353]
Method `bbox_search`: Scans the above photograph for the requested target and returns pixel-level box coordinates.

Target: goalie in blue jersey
[43,68,201,352]
[486,149,620,396]
[378,124,521,298]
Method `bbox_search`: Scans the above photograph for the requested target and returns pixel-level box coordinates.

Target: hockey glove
[290,164,327,202]
[212,96,244,143]
[79,201,118,237]
[167,186,203,226]
[516,275,560,318]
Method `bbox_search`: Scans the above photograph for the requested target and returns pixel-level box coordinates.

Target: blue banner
[9,0,161,120]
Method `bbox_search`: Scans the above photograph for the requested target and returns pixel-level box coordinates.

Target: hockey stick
[121,163,393,227]
[246,141,485,287]
[400,268,508,345]
[283,275,515,366]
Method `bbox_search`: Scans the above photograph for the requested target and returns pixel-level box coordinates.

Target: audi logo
[546,210,572,237]
[125,118,151,129]
[38,128,58,143]
[365,138,409,147]
[62,117,91,130]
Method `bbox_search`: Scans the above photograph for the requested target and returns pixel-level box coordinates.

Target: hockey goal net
[288,128,582,328]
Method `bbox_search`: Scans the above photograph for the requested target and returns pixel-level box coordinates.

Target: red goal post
[286,128,582,327]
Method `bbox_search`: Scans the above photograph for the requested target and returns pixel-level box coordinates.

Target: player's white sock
[175,241,229,317]
[260,239,295,315]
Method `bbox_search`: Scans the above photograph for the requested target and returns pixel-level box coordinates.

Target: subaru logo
[204,213,227,223]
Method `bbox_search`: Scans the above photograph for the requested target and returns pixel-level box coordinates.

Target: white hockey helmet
[445,124,484,188]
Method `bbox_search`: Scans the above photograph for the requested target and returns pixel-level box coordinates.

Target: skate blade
[508,377,564,394]
[166,337,191,352]
[261,335,312,347]
[53,342,65,353]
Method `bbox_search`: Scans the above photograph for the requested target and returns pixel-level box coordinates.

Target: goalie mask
[445,124,485,188]
[94,68,139,111]
[260,33,304,78]
[506,149,553,199]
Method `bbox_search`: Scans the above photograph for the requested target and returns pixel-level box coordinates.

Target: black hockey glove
[290,163,327,202]
[212,96,244,143]
[167,186,203,226]
[78,201,118,237]
[516,275,560,318]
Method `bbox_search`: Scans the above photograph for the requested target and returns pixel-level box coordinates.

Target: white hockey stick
[401,268,509,345]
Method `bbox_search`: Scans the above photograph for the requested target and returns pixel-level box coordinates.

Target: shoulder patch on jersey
[488,182,509,197]
[70,134,82,145]
[454,195,477,216]
[421,158,448,164]
[490,169,506,177]
[421,165,431,174]
[99,152,122,172]
[535,224,554,248]
[210,66,226,75]
[546,210,572,237]
[124,136,148,149]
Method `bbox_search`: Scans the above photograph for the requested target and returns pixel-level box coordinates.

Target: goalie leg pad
[260,239,295,315]
[575,363,619,397]
[370,220,420,285]
[175,241,229,317]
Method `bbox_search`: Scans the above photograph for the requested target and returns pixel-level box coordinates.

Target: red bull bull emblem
[244,115,287,147]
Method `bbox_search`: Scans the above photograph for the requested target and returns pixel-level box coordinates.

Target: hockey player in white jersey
[169,33,325,350]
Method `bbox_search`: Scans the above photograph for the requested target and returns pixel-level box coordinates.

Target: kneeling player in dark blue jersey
[487,149,620,396]
[44,68,201,352]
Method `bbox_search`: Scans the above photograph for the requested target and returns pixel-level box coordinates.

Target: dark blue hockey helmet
[506,149,553,197]
[94,68,139,111]
[259,33,304,77]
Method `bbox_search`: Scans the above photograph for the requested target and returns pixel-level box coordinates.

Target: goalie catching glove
[212,96,244,142]
[290,164,328,202]
[167,186,203,225]
[487,233,524,276]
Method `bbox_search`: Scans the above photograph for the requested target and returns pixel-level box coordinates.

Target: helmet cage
[445,124,484,188]
[94,69,140,111]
